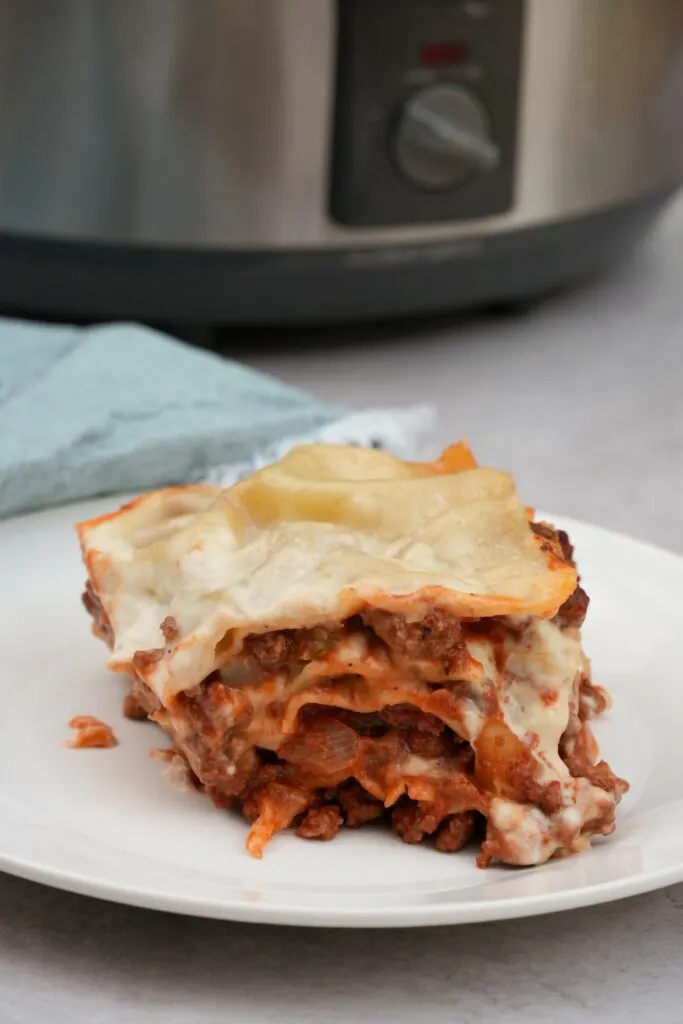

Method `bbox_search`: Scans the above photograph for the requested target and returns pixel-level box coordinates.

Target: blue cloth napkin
[0,319,433,518]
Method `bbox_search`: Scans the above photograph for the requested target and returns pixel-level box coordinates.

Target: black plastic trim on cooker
[0,189,677,326]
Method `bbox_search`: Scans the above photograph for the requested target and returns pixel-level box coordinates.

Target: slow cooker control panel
[331,0,524,227]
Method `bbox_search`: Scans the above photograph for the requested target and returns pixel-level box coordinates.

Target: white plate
[0,497,680,928]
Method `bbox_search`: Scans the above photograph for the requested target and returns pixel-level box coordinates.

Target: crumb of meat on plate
[66,715,119,749]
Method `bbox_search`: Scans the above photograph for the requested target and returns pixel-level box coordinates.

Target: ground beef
[530,521,563,558]
[506,754,565,816]
[363,608,464,664]
[530,524,588,629]
[123,676,161,720]
[242,627,334,670]
[557,530,575,565]
[403,729,452,760]
[530,522,555,542]
[392,800,442,844]
[296,805,343,841]
[555,585,589,629]
[338,781,385,828]
[378,705,469,762]
[170,681,256,801]
[204,748,262,806]
[435,812,477,852]
[241,764,298,823]
[66,715,118,749]
[379,704,445,735]
[245,609,469,678]
[530,523,576,566]
[123,691,149,720]
[81,581,114,646]
[243,631,293,667]
[585,760,629,798]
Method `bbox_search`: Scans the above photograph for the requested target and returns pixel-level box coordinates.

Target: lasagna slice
[76,442,627,866]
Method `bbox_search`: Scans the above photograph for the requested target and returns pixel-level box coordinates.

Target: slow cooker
[0,0,682,324]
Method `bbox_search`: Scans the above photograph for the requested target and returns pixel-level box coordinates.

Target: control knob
[394,83,500,190]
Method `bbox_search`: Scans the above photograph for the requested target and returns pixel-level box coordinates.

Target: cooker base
[0,187,677,326]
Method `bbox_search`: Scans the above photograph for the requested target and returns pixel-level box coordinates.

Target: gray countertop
[4,195,683,1022]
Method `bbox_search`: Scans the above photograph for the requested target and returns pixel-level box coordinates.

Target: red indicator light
[419,42,469,66]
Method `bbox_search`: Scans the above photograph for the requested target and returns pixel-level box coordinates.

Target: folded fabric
[0,318,434,518]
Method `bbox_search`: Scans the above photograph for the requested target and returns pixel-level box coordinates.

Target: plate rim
[2,846,683,929]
